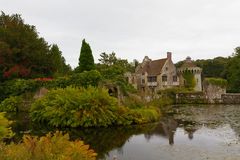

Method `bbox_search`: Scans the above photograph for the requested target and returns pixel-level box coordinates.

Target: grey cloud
[1,0,240,67]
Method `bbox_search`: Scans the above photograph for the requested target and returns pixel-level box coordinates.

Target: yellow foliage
[0,112,14,139]
[0,131,97,160]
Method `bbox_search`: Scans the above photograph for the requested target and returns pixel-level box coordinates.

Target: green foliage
[49,44,72,77]
[0,79,40,101]
[44,76,71,89]
[150,97,174,108]
[78,39,95,72]
[97,52,136,94]
[226,47,240,92]
[30,86,118,127]
[30,86,160,128]
[0,96,23,112]
[98,52,118,66]
[97,52,134,79]
[195,57,229,79]
[204,78,227,88]
[182,72,196,89]
[0,12,70,80]
[115,106,160,125]
[0,112,14,139]
[70,70,102,88]
[0,131,97,160]
[123,95,145,109]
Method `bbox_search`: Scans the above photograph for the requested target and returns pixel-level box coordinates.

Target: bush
[0,96,23,112]
[43,70,102,89]
[115,106,160,125]
[0,131,97,160]
[30,86,161,128]
[0,79,40,101]
[150,97,174,108]
[123,94,145,109]
[69,70,102,88]
[30,86,118,127]
[0,112,14,139]
[203,78,227,88]
[43,76,71,89]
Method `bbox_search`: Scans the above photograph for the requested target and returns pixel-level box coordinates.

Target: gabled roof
[136,58,167,75]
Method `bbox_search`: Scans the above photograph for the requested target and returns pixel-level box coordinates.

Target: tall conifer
[78,39,95,72]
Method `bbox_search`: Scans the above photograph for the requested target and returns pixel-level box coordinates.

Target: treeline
[176,47,240,92]
[0,12,71,81]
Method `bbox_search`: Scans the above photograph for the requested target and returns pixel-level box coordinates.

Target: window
[147,76,157,82]
[173,76,177,82]
[166,67,168,71]
[142,79,145,84]
[162,75,167,82]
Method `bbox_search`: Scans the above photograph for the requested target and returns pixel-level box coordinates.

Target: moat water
[7,105,240,160]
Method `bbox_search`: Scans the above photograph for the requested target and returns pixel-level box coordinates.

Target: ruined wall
[176,92,208,104]
[222,94,240,104]
[203,84,226,104]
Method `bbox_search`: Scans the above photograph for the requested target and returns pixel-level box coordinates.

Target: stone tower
[177,57,202,91]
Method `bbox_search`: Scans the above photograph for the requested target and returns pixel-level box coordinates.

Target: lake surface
[8,105,240,160]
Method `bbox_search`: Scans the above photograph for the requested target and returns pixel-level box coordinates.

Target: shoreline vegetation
[0,12,240,159]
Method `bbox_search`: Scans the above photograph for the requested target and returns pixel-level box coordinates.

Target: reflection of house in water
[184,126,198,140]
[144,118,200,145]
[161,119,178,145]
[144,118,178,145]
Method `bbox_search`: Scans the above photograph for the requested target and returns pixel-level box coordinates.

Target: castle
[125,52,202,94]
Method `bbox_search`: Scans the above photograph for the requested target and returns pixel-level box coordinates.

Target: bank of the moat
[7,104,240,160]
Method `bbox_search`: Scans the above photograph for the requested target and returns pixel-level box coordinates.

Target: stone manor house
[125,52,202,94]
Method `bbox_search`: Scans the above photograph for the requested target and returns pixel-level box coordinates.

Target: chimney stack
[167,52,172,60]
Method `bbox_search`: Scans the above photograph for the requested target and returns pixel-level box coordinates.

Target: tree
[195,57,229,79]
[0,12,70,80]
[78,39,95,72]
[98,52,117,66]
[49,44,71,76]
[226,47,240,92]
[97,52,133,80]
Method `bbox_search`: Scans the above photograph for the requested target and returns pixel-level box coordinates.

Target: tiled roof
[136,58,167,75]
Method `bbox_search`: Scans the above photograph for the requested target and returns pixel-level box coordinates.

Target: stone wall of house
[203,83,226,104]
[158,59,179,90]
[221,94,240,104]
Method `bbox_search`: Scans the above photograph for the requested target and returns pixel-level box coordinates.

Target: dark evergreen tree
[0,12,71,80]
[78,39,95,72]
[49,44,71,76]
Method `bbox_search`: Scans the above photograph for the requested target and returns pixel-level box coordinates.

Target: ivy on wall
[204,78,227,88]
[182,71,196,89]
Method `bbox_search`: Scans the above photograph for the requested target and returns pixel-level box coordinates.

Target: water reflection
[7,105,240,160]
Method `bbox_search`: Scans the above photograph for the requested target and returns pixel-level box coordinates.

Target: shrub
[0,112,14,139]
[0,79,40,101]
[150,97,174,108]
[44,76,71,89]
[43,70,102,89]
[30,86,161,128]
[0,131,97,160]
[123,94,144,109]
[30,86,118,127]
[203,78,227,88]
[69,70,102,88]
[0,96,23,112]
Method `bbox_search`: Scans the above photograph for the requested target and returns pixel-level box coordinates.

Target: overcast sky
[1,0,240,67]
